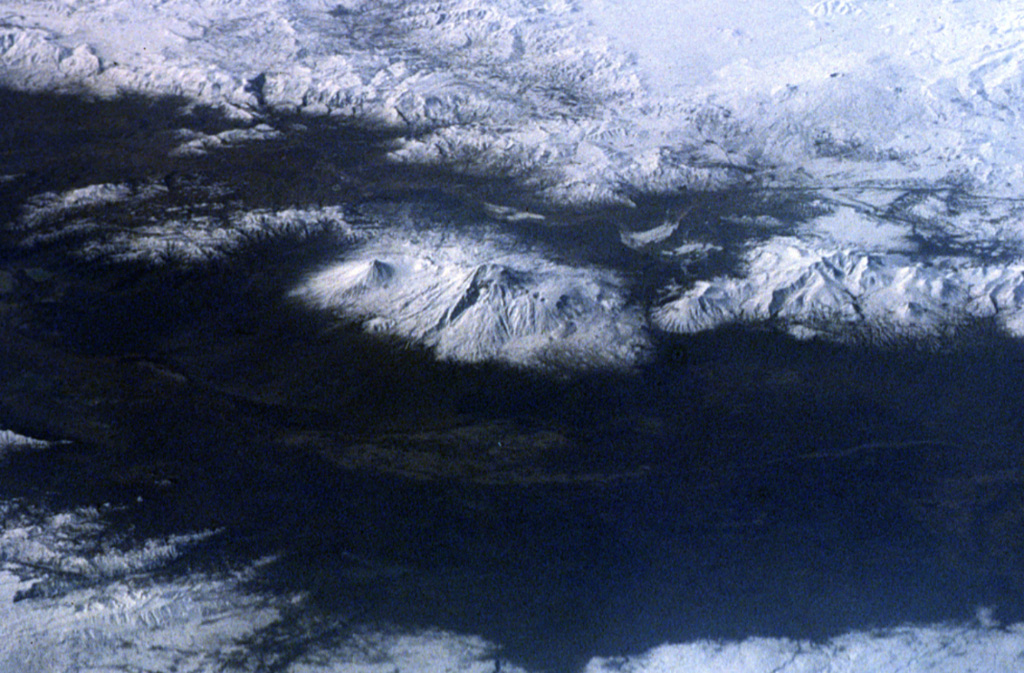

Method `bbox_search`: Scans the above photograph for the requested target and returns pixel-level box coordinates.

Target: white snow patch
[18,183,136,227]
[0,565,280,673]
[169,123,283,156]
[584,625,1024,673]
[800,206,915,253]
[482,202,546,223]
[0,501,281,673]
[76,208,350,264]
[291,629,530,673]
[581,0,819,91]
[0,505,218,582]
[292,227,649,370]
[621,219,680,250]
[664,242,723,259]
[0,430,50,459]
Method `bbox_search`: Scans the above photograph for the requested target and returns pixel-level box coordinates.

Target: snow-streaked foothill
[169,123,283,157]
[75,206,355,265]
[0,497,275,673]
[16,184,355,264]
[0,491,520,673]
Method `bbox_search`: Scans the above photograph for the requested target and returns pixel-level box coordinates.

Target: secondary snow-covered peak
[654,237,1024,342]
[327,258,398,295]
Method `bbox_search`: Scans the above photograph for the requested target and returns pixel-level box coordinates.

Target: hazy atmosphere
[2,1,1024,671]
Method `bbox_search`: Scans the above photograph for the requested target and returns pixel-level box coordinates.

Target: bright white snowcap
[293,226,649,369]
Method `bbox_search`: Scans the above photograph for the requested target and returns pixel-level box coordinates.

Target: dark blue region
[0,88,1022,673]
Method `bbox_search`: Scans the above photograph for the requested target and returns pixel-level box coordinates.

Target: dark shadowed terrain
[2,88,1024,672]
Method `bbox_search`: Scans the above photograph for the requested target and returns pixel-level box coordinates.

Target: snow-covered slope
[7,0,1024,344]
[7,0,1024,204]
[0,486,527,673]
[15,182,354,263]
[293,225,649,369]
[0,483,272,673]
